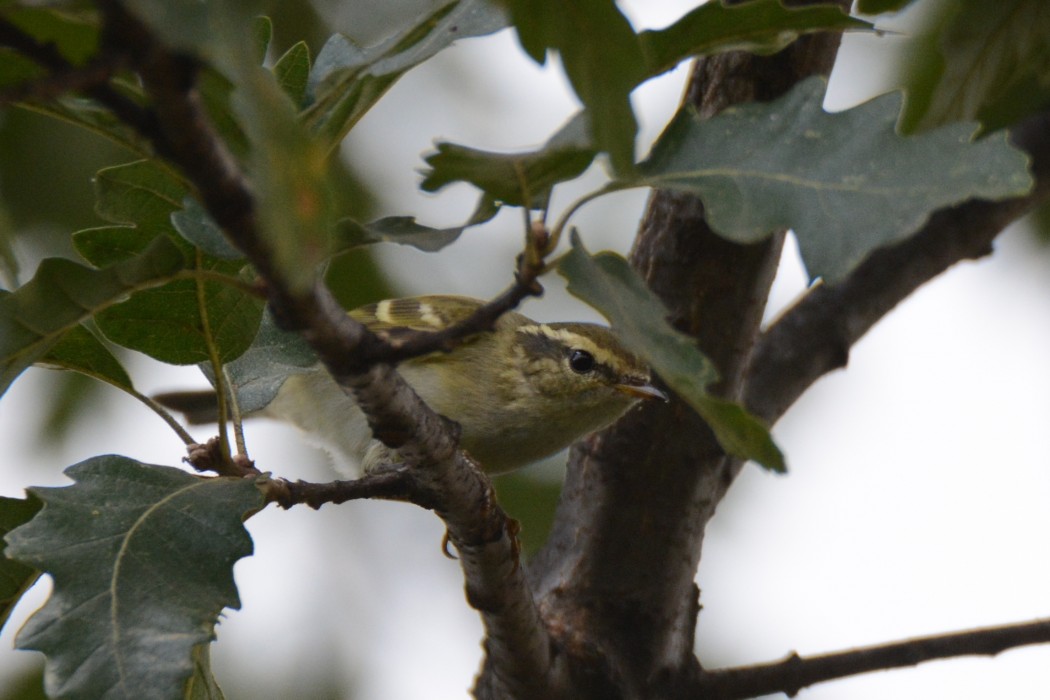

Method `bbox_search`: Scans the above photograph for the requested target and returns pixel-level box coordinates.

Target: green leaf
[252,15,272,64]
[6,455,264,700]
[504,0,645,174]
[0,46,43,89]
[228,57,335,293]
[856,0,921,14]
[76,164,263,366]
[639,0,871,76]
[0,196,16,289]
[171,197,244,261]
[303,0,509,149]
[334,195,499,253]
[558,233,784,472]
[0,494,42,634]
[0,6,99,65]
[95,259,264,366]
[92,160,189,239]
[39,323,134,390]
[420,112,596,208]
[74,226,160,267]
[899,0,1050,134]
[635,77,1034,281]
[15,97,154,160]
[273,41,311,108]
[0,236,187,397]
[205,310,317,414]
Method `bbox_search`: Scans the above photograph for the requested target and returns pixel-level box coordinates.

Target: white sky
[1,2,1049,698]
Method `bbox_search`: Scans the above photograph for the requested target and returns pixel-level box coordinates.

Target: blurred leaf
[0,494,42,634]
[252,15,273,64]
[639,0,871,76]
[0,46,42,88]
[0,5,99,65]
[421,112,596,208]
[492,472,562,557]
[856,0,920,13]
[273,40,311,107]
[0,198,16,288]
[35,371,104,447]
[303,0,509,149]
[198,67,250,161]
[171,197,244,261]
[228,48,335,293]
[559,233,784,472]
[635,77,1034,281]
[334,195,499,253]
[0,236,187,397]
[119,0,265,58]
[6,455,264,700]
[16,97,154,159]
[898,0,1050,134]
[503,0,644,174]
[40,323,133,389]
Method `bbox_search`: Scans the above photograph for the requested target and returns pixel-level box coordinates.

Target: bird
[155,295,667,474]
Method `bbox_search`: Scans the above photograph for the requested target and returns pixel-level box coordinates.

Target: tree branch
[93,3,554,697]
[745,109,1050,425]
[698,618,1050,699]
[0,15,168,154]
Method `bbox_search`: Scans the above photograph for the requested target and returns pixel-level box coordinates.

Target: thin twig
[265,467,440,511]
[699,618,1050,699]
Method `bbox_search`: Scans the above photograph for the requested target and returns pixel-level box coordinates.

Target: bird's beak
[616,381,669,402]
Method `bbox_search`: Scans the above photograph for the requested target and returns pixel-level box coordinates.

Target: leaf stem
[193,249,233,463]
[548,181,635,251]
[222,365,249,458]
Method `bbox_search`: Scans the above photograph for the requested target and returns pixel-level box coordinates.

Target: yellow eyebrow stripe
[516,324,623,370]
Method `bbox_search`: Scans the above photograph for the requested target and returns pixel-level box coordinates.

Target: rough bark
[522,27,847,699]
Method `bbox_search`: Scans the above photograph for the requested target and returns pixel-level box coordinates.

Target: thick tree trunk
[520,27,846,699]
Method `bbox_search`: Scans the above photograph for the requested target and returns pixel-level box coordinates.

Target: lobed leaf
[559,233,785,472]
[420,112,596,209]
[75,165,264,366]
[0,5,99,65]
[0,495,42,634]
[503,0,644,174]
[304,0,508,149]
[6,455,264,700]
[635,77,1034,281]
[0,236,187,397]
[334,195,500,253]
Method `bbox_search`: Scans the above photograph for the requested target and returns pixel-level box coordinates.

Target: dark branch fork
[4,1,1050,697]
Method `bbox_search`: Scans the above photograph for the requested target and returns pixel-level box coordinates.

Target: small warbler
[158,295,666,474]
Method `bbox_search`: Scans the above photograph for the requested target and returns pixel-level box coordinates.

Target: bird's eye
[569,349,595,374]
